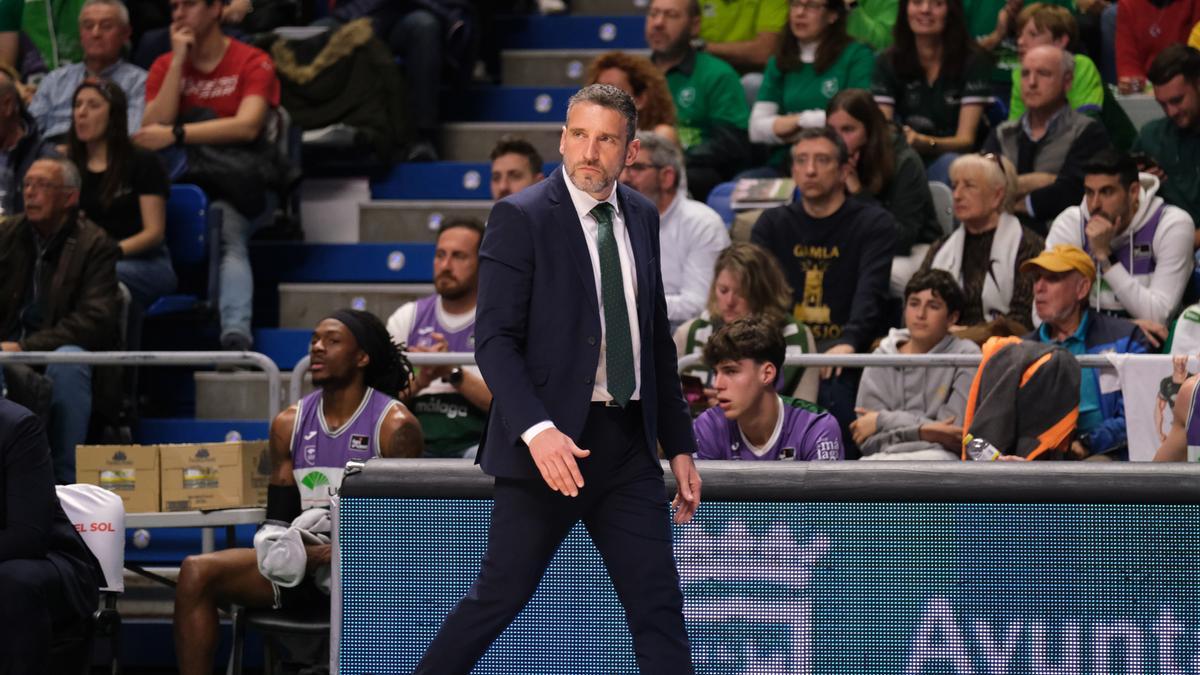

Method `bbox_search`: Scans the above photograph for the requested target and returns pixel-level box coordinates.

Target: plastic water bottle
[965,437,1001,461]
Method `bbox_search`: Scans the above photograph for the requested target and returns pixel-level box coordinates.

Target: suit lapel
[549,171,599,314]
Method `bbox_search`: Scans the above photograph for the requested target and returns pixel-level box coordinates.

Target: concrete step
[502,48,650,87]
[439,122,561,163]
[278,282,435,329]
[571,0,650,15]
[359,200,493,243]
[195,371,316,420]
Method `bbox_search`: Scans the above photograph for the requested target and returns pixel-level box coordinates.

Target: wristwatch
[443,367,464,388]
[173,123,186,146]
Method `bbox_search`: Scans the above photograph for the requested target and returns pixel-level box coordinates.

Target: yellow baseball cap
[1020,244,1096,278]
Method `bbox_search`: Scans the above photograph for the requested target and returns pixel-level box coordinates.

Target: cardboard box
[76,444,161,514]
[160,441,270,512]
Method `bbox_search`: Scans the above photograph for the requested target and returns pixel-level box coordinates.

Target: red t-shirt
[146,39,280,118]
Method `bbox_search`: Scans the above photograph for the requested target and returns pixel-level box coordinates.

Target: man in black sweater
[0,398,102,673]
[751,127,897,458]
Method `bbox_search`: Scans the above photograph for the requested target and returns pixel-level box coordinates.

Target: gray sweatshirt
[855,329,980,457]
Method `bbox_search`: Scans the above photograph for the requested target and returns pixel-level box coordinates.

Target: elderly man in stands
[646,0,751,200]
[1045,149,1194,346]
[489,135,544,201]
[982,44,1109,234]
[386,217,492,459]
[29,0,146,142]
[0,158,120,483]
[135,0,281,355]
[620,130,729,331]
[1133,44,1200,237]
[1024,244,1148,461]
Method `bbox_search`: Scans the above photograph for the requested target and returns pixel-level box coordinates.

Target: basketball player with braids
[171,309,423,675]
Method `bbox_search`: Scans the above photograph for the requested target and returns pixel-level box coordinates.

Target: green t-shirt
[757,43,875,162]
[700,0,789,44]
[666,50,750,150]
[847,0,900,51]
[871,49,993,139]
[1007,52,1103,120]
[0,0,86,70]
[1133,117,1200,229]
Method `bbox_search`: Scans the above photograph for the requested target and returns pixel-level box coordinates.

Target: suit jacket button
[587,336,596,346]
[584,376,593,384]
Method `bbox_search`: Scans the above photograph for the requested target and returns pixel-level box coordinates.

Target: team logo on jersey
[821,78,839,98]
[301,471,330,491]
[350,434,370,452]
[679,87,696,108]
[304,445,317,465]
[304,430,317,440]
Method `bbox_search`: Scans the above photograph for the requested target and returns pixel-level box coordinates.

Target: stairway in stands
[127,0,649,561]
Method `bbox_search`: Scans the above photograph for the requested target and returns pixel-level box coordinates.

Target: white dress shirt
[658,191,730,330]
[520,167,643,445]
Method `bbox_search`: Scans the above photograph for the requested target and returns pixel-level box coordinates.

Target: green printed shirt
[1134,118,1200,232]
[871,49,993,139]
[665,50,751,150]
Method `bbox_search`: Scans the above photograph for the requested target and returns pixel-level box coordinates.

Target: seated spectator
[920,153,1044,333]
[847,0,901,51]
[852,269,981,460]
[752,127,897,355]
[872,0,992,185]
[647,0,752,200]
[982,45,1110,232]
[698,0,787,73]
[1045,149,1193,337]
[173,310,421,675]
[489,135,544,201]
[29,0,146,142]
[0,68,52,215]
[1007,4,1104,121]
[752,127,897,454]
[675,242,820,405]
[1133,44,1200,239]
[1115,0,1200,93]
[1023,244,1148,460]
[386,218,492,459]
[67,79,175,347]
[621,131,729,330]
[320,2,451,161]
[1154,358,1200,461]
[0,0,86,71]
[0,398,103,673]
[134,0,281,353]
[586,51,679,145]
[747,0,874,174]
[827,88,942,297]
[0,158,120,483]
[693,316,843,460]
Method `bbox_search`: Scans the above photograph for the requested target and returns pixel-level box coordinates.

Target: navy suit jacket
[474,169,697,480]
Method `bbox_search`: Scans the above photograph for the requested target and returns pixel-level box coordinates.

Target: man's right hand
[528,427,590,497]
[170,23,195,60]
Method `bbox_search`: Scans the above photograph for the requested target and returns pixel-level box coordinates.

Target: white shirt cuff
[1024,195,1036,218]
[521,421,556,446]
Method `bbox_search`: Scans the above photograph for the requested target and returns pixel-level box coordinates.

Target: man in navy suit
[414,84,702,674]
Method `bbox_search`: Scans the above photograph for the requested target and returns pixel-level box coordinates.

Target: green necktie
[591,202,635,406]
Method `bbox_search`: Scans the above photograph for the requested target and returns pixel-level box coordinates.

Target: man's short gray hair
[81,0,130,27]
[1061,49,1075,77]
[567,84,639,145]
[635,130,683,189]
[39,158,82,191]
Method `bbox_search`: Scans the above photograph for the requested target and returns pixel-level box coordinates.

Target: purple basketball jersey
[290,387,399,508]
[407,295,476,352]
[693,396,843,461]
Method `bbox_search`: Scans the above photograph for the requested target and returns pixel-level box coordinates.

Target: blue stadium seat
[249,242,435,284]
[135,418,269,445]
[253,329,311,370]
[371,161,561,200]
[147,184,222,317]
[497,15,645,49]
[707,181,736,227]
[445,86,574,122]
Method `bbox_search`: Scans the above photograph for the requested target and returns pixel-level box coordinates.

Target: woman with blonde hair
[675,242,819,404]
[919,153,1045,333]
[586,51,679,144]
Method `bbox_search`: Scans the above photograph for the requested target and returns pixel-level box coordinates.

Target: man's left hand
[132,124,175,151]
[0,342,21,352]
[669,454,701,524]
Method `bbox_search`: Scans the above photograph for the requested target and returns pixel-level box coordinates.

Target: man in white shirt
[620,130,729,330]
